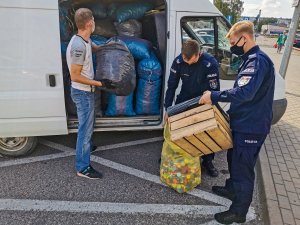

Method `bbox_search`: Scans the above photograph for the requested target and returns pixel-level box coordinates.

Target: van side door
[0,1,68,137]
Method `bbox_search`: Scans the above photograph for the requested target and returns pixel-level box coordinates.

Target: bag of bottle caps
[160,125,201,193]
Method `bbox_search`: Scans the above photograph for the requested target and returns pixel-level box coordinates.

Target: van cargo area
[58,0,166,130]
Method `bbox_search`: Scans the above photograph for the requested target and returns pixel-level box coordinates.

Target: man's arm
[91,42,104,53]
[70,64,102,86]
[204,57,270,105]
[164,61,180,110]
[206,61,220,92]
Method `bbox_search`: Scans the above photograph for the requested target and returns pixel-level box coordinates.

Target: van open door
[0,1,68,156]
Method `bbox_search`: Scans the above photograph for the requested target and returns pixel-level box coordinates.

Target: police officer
[164,39,220,177]
[200,21,275,224]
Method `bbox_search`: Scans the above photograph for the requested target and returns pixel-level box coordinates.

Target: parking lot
[0,130,264,225]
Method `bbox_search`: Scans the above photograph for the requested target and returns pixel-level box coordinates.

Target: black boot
[214,210,246,224]
[212,186,235,201]
[203,160,219,177]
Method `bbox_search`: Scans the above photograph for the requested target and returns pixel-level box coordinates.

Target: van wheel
[0,137,38,157]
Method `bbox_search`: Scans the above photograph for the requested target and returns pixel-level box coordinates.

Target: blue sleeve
[211,57,268,104]
[206,61,220,91]
[164,60,180,110]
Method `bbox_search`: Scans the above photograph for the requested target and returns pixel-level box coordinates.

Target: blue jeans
[71,87,95,172]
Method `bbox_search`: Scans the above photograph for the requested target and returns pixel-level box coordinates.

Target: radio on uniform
[168,104,232,157]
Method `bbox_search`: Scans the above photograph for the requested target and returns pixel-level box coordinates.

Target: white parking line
[0,199,226,216]
[0,151,74,168]
[91,155,231,207]
[0,138,256,223]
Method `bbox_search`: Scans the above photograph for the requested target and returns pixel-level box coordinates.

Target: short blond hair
[226,21,254,38]
[74,8,93,30]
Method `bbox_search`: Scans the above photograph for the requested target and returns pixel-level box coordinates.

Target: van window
[181,17,242,81]
[217,18,242,80]
[181,18,215,55]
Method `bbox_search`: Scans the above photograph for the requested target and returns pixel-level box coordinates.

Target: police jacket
[164,52,220,109]
[211,46,275,135]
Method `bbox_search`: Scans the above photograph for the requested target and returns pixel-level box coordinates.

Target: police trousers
[225,132,267,216]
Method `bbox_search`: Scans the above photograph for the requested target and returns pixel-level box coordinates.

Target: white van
[0,0,287,157]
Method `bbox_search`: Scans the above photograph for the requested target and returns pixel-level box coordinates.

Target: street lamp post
[279,1,300,78]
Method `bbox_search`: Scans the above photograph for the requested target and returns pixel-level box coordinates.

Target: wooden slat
[170,118,218,141]
[168,104,212,123]
[212,106,230,131]
[194,132,222,152]
[170,109,214,131]
[185,135,213,155]
[215,112,231,135]
[206,124,233,150]
[173,138,203,157]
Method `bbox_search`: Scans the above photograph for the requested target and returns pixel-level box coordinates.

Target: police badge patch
[238,76,252,87]
[209,79,218,89]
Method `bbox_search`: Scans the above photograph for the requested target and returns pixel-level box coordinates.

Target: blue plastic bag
[105,93,136,116]
[88,3,107,19]
[135,79,161,115]
[91,35,107,73]
[111,36,152,60]
[137,52,162,81]
[115,2,153,23]
[60,42,69,59]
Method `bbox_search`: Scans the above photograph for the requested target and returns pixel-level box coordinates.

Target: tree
[214,0,244,24]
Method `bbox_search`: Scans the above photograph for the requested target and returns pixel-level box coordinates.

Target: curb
[258,145,283,225]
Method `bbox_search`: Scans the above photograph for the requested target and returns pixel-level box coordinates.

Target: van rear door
[0,1,68,137]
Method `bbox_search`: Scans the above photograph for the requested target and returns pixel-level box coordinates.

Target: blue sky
[209,0,294,18]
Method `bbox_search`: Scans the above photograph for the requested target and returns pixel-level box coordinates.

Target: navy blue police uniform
[211,45,275,216]
[164,52,220,163]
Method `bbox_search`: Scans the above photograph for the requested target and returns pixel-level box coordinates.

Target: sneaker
[214,210,246,224]
[203,160,219,177]
[77,166,103,179]
[212,186,235,201]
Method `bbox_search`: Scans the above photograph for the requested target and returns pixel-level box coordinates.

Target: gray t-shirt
[66,35,94,91]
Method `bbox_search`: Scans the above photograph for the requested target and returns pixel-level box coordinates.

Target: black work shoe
[91,146,97,152]
[203,160,219,177]
[212,186,235,201]
[214,210,246,224]
[77,166,103,179]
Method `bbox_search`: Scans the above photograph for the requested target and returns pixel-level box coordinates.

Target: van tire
[0,137,38,157]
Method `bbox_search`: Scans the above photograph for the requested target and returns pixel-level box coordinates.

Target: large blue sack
[105,93,136,116]
[87,3,107,19]
[91,35,107,74]
[111,36,152,60]
[95,39,136,96]
[115,2,153,23]
[135,79,161,115]
[137,52,162,81]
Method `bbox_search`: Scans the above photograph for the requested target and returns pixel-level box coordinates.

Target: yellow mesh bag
[160,125,201,193]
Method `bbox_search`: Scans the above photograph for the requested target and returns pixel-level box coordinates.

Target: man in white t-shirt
[66,8,115,179]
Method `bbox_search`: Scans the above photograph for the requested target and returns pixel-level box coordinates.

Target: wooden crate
[168,105,233,157]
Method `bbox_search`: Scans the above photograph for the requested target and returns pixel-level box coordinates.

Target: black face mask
[230,36,246,56]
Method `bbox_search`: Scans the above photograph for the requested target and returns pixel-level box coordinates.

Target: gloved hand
[100,79,117,89]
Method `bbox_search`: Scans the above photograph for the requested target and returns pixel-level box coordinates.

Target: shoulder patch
[206,62,211,68]
[176,59,181,64]
[209,79,218,89]
[238,76,252,87]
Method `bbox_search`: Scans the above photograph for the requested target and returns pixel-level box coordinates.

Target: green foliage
[214,0,244,24]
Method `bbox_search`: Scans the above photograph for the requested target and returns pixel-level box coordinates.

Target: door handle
[48,74,56,87]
